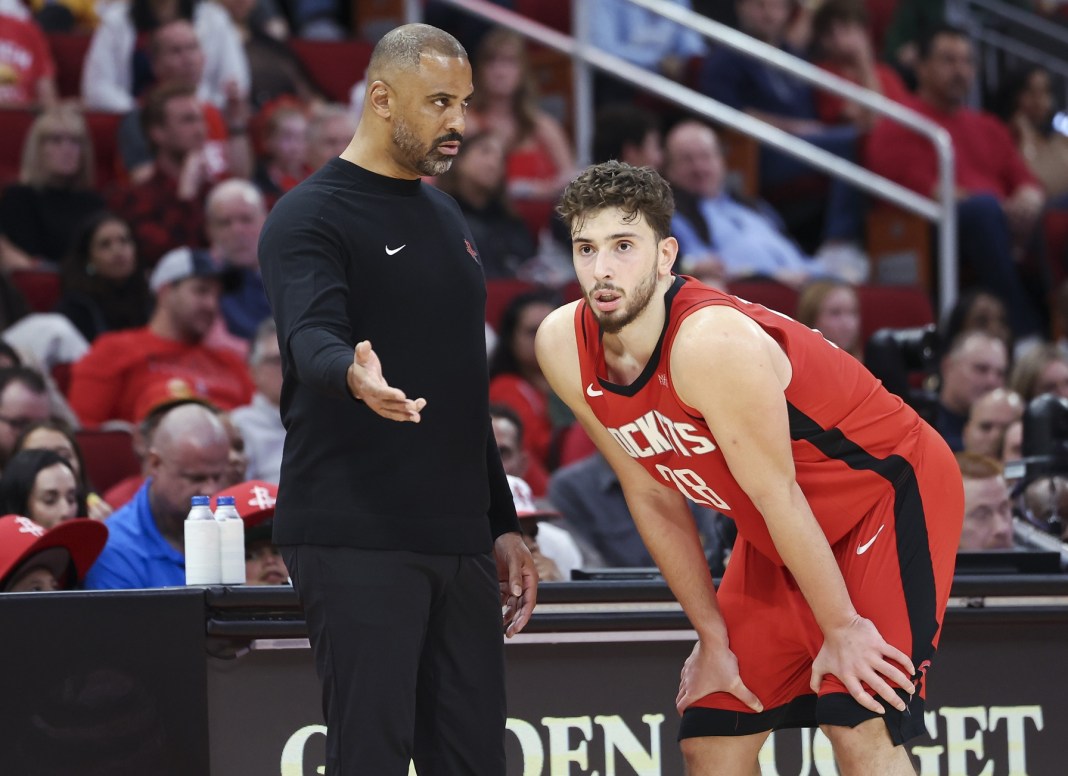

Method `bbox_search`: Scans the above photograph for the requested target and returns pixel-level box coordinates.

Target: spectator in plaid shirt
[110,82,217,267]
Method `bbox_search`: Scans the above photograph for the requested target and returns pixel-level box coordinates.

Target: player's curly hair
[557,161,675,243]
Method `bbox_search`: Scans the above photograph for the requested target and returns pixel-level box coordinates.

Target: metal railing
[949,0,1068,103]
[404,0,958,316]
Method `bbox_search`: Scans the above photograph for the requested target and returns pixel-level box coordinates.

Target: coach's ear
[368,81,392,118]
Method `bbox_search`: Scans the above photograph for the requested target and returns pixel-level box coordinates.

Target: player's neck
[601,278,673,383]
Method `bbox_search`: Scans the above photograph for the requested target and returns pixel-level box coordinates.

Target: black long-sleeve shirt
[258,158,519,553]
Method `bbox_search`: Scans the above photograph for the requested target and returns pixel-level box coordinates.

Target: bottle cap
[217,496,236,506]
[190,495,210,506]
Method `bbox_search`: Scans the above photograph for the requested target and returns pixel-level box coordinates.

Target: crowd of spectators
[1,0,1068,592]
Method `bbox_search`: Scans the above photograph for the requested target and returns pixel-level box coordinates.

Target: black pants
[281,545,506,776]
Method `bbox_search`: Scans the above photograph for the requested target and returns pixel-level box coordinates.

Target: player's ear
[659,235,679,274]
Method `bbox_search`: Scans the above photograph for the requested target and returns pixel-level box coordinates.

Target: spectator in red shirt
[811,0,909,130]
[68,246,254,427]
[866,25,1046,341]
[110,82,216,268]
[0,4,56,108]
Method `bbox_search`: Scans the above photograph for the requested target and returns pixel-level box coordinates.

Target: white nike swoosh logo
[385,244,406,256]
[586,383,604,397]
[856,524,886,555]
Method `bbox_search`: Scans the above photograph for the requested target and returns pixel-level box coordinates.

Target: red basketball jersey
[574,276,934,565]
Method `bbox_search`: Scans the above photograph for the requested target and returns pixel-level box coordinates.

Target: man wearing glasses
[0,366,52,470]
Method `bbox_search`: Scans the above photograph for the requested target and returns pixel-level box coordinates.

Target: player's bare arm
[672,305,916,715]
[535,304,762,714]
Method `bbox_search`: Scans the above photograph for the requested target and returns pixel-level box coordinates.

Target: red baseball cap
[0,515,108,590]
[133,378,218,424]
[211,480,278,528]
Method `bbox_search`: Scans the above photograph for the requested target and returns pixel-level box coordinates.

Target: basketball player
[535,161,963,775]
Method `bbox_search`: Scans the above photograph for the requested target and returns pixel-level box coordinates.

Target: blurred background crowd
[1,0,1068,592]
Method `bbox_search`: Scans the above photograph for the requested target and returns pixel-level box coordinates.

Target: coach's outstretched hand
[347,340,427,422]
[676,639,763,716]
[495,532,538,638]
[810,614,916,715]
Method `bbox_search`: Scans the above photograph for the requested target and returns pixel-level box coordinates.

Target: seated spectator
[1002,418,1023,468]
[956,451,1014,551]
[961,388,1025,459]
[795,278,862,359]
[230,319,283,483]
[305,103,358,171]
[489,289,571,469]
[81,0,249,113]
[466,28,577,238]
[217,0,319,110]
[111,83,219,267]
[68,246,254,426]
[1022,476,1068,540]
[1009,343,1068,402]
[0,366,53,470]
[490,401,551,497]
[866,26,1046,341]
[56,212,151,343]
[996,65,1068,201]
[0,449,81,528]
[15,418,112,521]
[83,402,230,589]
[882,0,950,83]
[938,287,1014,360]
[0,514,106,592]
[0,104,105,270]
[587,0,706,104]
[592,103,664,170]
[810,0,909,129]
[665,121,834,287]
[936,330,1009,451]
[117,19,251,185]
[548,450,733,574]
[0,0,57,108]
[205,179,270,339]
[252,101,310,203]
[212,478,287,585]
[507,473,582,582]
[433,131,536,280]
[698,0,866,256]
[219,411,248,488]
[101,385,217,508]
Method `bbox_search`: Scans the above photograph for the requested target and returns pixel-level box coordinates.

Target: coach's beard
[393,120,461,177]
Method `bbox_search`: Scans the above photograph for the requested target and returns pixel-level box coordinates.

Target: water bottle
[184,495,220,585]
[215,495,246,585]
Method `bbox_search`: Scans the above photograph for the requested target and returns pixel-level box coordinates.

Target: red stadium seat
[287,38,373,103]
[50,362,72,397]
[727,279,800,317]
[47,32,92,99]
[8,269,61,313]
[557,422,596,467]
[74,428,142,494]
[83,111,124,190]
[0,109,36,187]
[485,278,536,330]
[857,284,935,348]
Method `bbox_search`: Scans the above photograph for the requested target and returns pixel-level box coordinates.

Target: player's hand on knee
[675,639,763,716]
[348,340,427,422]
[810,615,916,715]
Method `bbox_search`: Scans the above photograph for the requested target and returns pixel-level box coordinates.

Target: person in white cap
[506,474,582,582]
[68,246,253,426]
